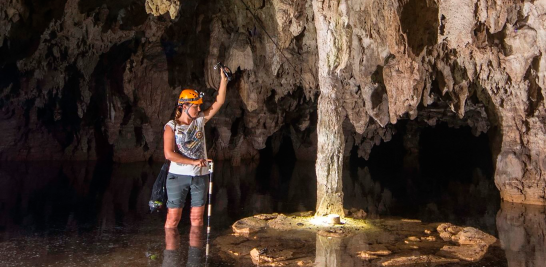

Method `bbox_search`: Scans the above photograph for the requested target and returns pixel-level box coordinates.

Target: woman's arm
[164,127,207,167]
[203,68,228,121]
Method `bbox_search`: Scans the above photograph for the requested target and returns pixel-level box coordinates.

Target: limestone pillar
[312,0,351,217]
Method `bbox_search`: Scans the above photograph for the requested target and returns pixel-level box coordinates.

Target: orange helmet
[178,89,203,105]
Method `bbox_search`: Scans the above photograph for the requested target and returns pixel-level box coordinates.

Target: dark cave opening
[256,130,297,195]
[85,39,139,161]
[349,120,498,228]
[419,123,494,184]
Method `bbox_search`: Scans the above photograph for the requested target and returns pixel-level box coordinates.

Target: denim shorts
[166,173,208,209]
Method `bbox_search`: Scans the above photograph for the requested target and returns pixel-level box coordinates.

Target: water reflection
[315,234,353,267]
[0,161,158,236]
[0,161,542,266]
[163,227,204,267]
[497,201,546,267]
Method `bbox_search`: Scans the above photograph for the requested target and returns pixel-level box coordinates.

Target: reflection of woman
[163,227,203,267]
[163,68,228,228]
[163,228,181,266]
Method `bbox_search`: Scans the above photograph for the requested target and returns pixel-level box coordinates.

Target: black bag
[149,161,170,213]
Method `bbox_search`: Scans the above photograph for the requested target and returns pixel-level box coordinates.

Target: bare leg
[165,208,182,228]
[165,228,180,250]
[190,206,205,226]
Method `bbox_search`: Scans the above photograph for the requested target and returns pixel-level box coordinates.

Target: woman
[163,68,228,228]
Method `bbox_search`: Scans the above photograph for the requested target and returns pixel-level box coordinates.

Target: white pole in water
[205,159,214,262]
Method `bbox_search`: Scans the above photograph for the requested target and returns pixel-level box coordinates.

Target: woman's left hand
[220,66,228,82]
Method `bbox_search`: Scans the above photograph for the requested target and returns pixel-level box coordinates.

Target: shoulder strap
[201,120,208,176]
[172,120,176,153]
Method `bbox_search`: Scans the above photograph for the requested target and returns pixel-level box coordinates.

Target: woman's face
[183,104,201,118]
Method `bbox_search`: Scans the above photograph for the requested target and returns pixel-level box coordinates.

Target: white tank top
[164,113,209,176]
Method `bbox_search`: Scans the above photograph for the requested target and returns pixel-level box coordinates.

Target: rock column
[312,0,351,217]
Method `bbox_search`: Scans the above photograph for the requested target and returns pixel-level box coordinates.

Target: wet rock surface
[232,217,268,235]
[375,254,460,266]
[434,223,498,262]
[437,243,489,262]
[216,212,500,266]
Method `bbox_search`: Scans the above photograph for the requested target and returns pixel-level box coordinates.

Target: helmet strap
[184,103,197,120]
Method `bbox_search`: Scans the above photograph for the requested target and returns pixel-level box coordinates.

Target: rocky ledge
[215,212,499,266]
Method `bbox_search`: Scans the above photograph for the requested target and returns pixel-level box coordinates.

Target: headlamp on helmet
[178,89,204,106]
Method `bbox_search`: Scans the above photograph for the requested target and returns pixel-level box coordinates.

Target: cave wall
[0,0,318,163]
[1,0,545,204]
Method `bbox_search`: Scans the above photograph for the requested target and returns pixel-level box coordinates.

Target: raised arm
[164,127,206,167]
[203,67,228,121]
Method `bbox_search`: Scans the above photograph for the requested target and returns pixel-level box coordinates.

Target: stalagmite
[312,0,351,217]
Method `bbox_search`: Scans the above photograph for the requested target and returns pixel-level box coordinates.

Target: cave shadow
[348,120,499,233]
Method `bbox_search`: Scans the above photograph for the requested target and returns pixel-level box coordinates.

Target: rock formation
[1,0,545,205]
[145,0,180,19]
[312,0,347,217]
[220,213,501,265]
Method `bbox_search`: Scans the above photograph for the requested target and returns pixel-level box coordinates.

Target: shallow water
[0,161,543,266]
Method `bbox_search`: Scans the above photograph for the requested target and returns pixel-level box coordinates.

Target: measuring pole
[205,159,214,264]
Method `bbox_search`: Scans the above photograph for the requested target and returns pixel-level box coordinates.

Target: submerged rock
[437,243,489,262]
[421,236,436,242]
[435,223,498,262]
[249,247,293,265]
[222,213,500,266]
[353,244,392,261]
[406,236,421,242]
[374,254,460,266]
